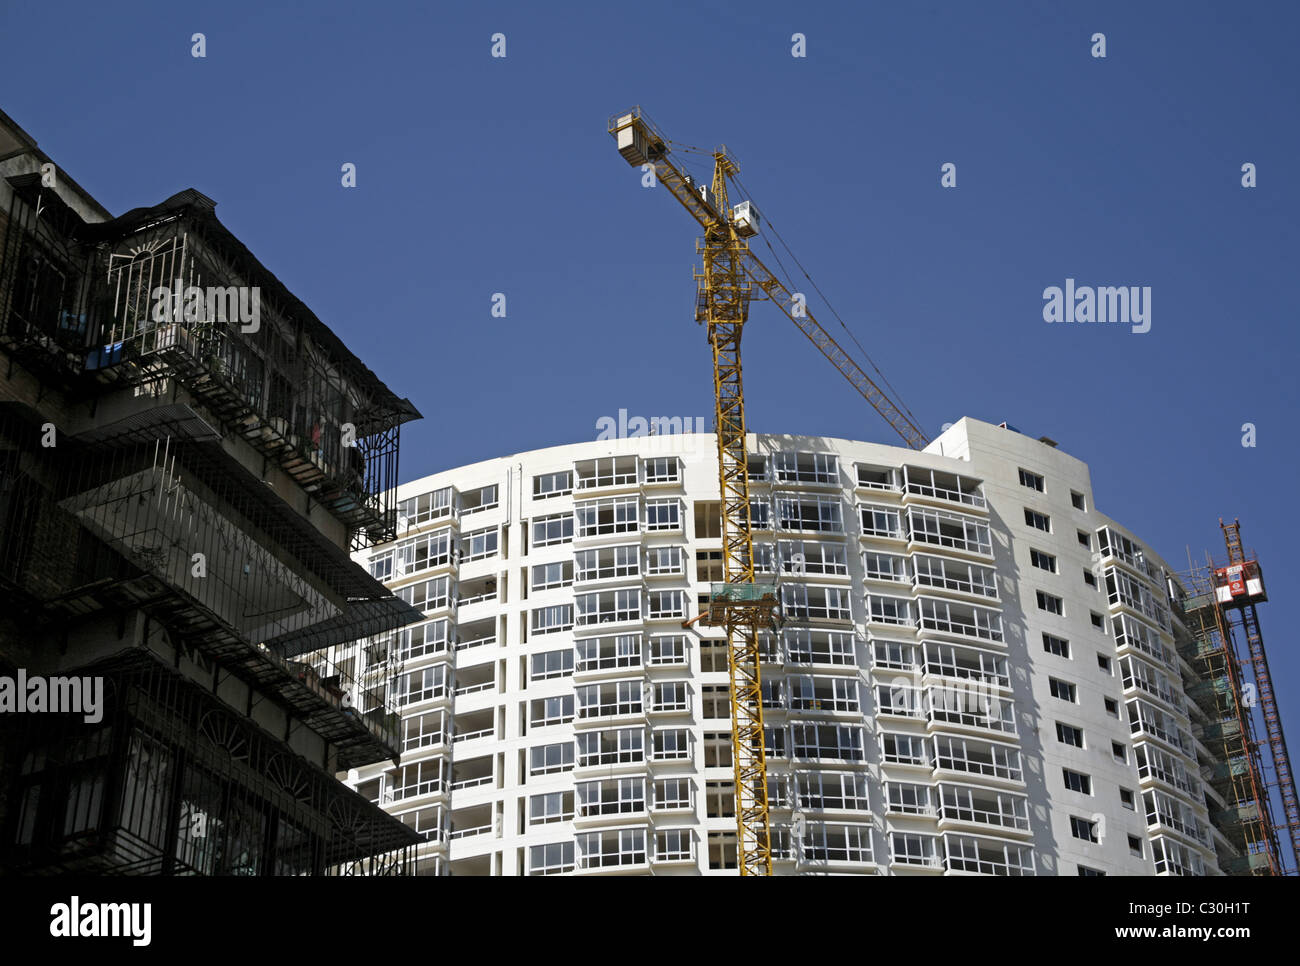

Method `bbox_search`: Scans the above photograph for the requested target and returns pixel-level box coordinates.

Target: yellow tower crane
[610,107,929,875]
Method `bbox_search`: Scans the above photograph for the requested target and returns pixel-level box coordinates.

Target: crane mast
[610,107,926,875]
[698,149,775,876]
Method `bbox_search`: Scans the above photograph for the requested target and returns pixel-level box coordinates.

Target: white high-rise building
[342,417,1224,876]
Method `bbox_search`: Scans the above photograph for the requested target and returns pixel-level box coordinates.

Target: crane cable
[729,165,926,433]
[668,138,926,438]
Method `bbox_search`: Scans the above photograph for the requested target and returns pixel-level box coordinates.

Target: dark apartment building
[0,108,426,875]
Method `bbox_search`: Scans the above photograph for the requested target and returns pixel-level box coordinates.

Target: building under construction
[0,107,427,874]
[1174,521,1299,875]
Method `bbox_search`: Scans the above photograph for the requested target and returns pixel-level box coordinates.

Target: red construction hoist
[1212,520,1300,873]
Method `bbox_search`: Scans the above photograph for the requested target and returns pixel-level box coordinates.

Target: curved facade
[344,417,1224,876]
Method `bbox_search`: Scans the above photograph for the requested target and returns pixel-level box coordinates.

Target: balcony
[644,498,683,533]
[398,487,455,532]
[943,834,1035,876]
[645,589,688,622]
[772,452,840,488]
[576,680,646,724]
[575,778,649,826]
[38,441,420,768]
[880,733,931,770]
[401,709,448,755]
[786,629,858,668]
[1151,836,1207,876]
[1136,745,1202,799]
[644,546,685,579]
[892,853,944,872]
[884,783,936,817]
[370,529,454,583]
[451,708,495,746]
[448,754,494,793]
[452,664,496,700]
[875,684,924,721]
[921,640,1010,691]
[790,723,867,764]
[775,496,845,535]
[384,758,448,805]
[794,773,871,814]
[859,504,905,541]
[796,824,875,871]
[1113,613,1177,670]
[759,680,786,717]
[391,665,451,710]
[575,497,641,542]
[871,640,918,674]
[782,584,854,624]
[457,484,499,519]
[648,682,692,717]
[890,833,944,872]
[906,508,993,559]
[1121,655,1184,715]
[652,829,696,865]
[936,784,1031,835]
[575,632,644,679]
[917,597,1004,644]
[646,634,689,668]
[1105,567,1172,632]
[575,827,650,873]
[932,736,1024,786]
[650,728,693,763]
[575,456,639,493]
[574,544,641,586]
[925,688,1018,738]
[577,728,647,773]
[454,617,497,655]
[448,804,494,842]
[913,554,999,602]
[386,618,452,667]
[396,804,447,846]
[855,464,901,493]
[1097,526,1165,585]
[1145,791,1209,847]
[1128,699,1194,756]
[575,588,642,630]
[396,575,454,617]
[456,574,498,611]
[865,594,914,628]
[902,466,986,511]
[642,456,682,487]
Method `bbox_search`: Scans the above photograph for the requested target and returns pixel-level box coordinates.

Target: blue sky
[4,1,1299,785]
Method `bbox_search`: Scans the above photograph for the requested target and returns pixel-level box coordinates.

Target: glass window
[533,513,574,547]
[533,471,572,499]
[530,742,575,775]
[531,604,574,634]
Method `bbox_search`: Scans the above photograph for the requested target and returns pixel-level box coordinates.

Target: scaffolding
[0,402,424,769]
[1178,519,1299,875]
